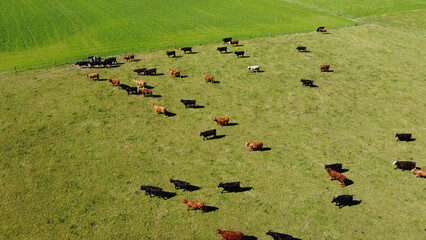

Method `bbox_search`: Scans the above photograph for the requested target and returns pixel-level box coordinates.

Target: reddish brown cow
[182,199,205,214]
[411,168,426,178]
[245,142,263,151]
[320,65,330,72]
[133,79,146,88]
[124,54,135,61]
[139,89,152,97]
[319,28,328,33]
[230,40,239,46]
[213,117,229,126]
[216,229,244,240]
[168,69,181,77]
[86,73,99,81]
[325,168,346,187]
[204,74,214,84]
[108,78,120,87]
[152,103,166,117]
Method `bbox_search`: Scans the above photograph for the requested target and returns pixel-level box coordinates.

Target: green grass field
[1,24,425,239]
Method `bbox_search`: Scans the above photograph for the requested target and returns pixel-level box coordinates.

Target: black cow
[332,195,353,208]
[325,163,343,172]
[217,47,227,53]
[88,61,102,68]
[393,161,416,171]
[144,68,157,75]
[200,129,216,140]
[170,179,190,190]
[300,79,314,86]
[134,68,147,75]
[266,230,294,240]
[218,182,243,193]
[180,99,196,108]
[181,47,192,54]
[395,133,412,141]
[140,185,163,198]
[234,51,244,58]
[223,37,232,44]
[103,57,117,65]
[296,46,307,52]
[121,85,138,95]
[167,51,176,58]
[316,26,325,32]
[75,61,88,68]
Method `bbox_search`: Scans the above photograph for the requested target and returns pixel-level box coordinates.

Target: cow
[167,51,176,58]
[324,163,343,173]
[168,69,181,78]
[234,51,244,58]
[182,199,204,214]
[86,73,99,81]
[245,142,263,151]
[200,129,216,140]
[134,68,147,75]
[108,78,120,87]
[223,37,232,44]
[393,161,416,171]
[217,47,227,53]
[180,99,196,108]
[247,66,260,72]
[121,85,138,95]
[88,60,102,68]
[320,65,330,72]
[300,79,314,86]
[266,230,294,240]
[229,40,239,46]
[144,68,157,75]
[139,88,152,97]
[88,56,101,62]
[203,74,214,84]
[216,229,244,240]
[170,179,190,190]
[152,104,166,117]
[76,61,89,68]
[296,46,307,52]
[316,26,325,32]
[395,133,412,141]
[218,182,243,193]
[213,117,229,126]
[124,54,135,61]
[332,195,354,208]
[325,168,346,187]
[102,57,117,66]
[181,47,192,54]
[140,185,163,198]
[319,28,328,33]
[133,79,146,88]
[411,168,426,178]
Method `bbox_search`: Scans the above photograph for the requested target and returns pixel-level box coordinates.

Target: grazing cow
[152,104,166,117]
[325,168,346,187]
[324,163,343,173]
[266,230,294,240]
[245,142,263,151]
[213,117,229,126]
[181,47,192,54]
[218,182,243,193]
[180,99,196,108]
[121,85,138,95]
[223,37,232,44]
[133,79,146,88]
[86,73,99,81]
[319,28,328,33]
[200,129,216,140]
[411,168,426,178]
[144,68,157,75]
[170,179,190,190]
[182,199,204,214]
[108,78,120,87]
[102,57,117,66]
[316,27,325,32]
[217,47,227,53]
[76,61,89,68]
[320,65,330,72]
[124,54,135,61]
[167,51,176,58]
[168,69,181,77]
[140,185,163,198]
[332,195,354,208]
[88,60,102,68]
[134,68,147,75]
[230,40,239,46]
[296,46,307,52]
[300,79,314,86]
[216,229,244,240]
[139,88,152,97]
[88,56,101,62]
[248,66,260,72]
[395,133,412,141]
[393,161,416,171]
[234,51,244,58]
[203,74,214,84]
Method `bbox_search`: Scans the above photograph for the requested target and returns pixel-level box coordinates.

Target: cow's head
[182,199,188,204]
[392,161,397,165]
[218,182,224,188]
[216,229,223,234]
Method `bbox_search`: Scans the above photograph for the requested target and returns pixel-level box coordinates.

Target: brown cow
[108,78,120,87]
[320,65,330,72]
[325,168,346,187]
[204,74,214,84]
[216,229,244,240]
[133,79,146,88]
[86,73,99,81]
[319,28,328,33]
[245,142,263,151]
[139,89,152,97]
[411,168,426,178]
[229,40,239,46]
[152,103,166,117]
[124,54,135,61]
[168,69,181,78]
[182,199,204,214]
[213,117,229,126]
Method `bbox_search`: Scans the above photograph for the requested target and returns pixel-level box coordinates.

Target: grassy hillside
[1,24,425,239]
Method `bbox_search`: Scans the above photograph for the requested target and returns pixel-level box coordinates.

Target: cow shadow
[208,135,226,140]
[243,235,257,240]
[145,85,154,89]
[185,185,201,192]
[203,206,219,213]
[339,169,350,173]
[323,70,334,72]
[178,75,188,78]
[224,187,253,193]
[401,138,416,142]
[227,123,239,126]
[335,200,362,209]
[133,59,142,62]
[189,105,205,109]
[233,44,244,47]
[241,56,250,58]
[254,70,265,73]
[252,147,271,152]
[308,84,319,88]
[300,50,311,53]
[152,94,162,98]
[172,56,183,59]
[98,78,108,81]
[211,80,220,84]
[222,52,233,54]
[159,191,177,200]
[188,51,199,54]
[105,65,120,68]
[165,111,176,117]
[344,178,354,187]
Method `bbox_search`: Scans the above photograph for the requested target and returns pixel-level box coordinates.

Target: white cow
[247,66,260,72]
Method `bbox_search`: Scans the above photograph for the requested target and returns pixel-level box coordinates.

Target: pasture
[1,24,425,239]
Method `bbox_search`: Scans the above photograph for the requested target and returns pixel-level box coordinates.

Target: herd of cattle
[78,28,423,239]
